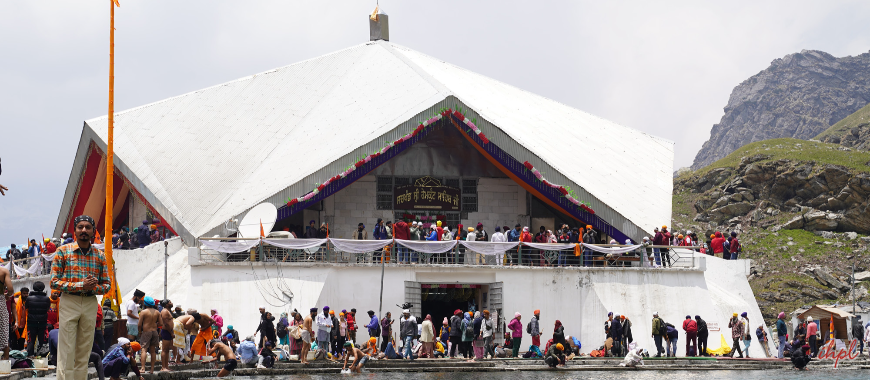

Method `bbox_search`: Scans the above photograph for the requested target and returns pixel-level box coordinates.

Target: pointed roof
[60,41,673,243]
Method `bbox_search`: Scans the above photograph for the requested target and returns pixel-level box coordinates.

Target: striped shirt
[50,242,111,295]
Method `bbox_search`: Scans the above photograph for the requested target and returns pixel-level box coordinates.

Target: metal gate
[404,281,422,318]
[489,282,504,343]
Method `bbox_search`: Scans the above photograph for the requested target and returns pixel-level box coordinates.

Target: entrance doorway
[405,281,504,343]
[421,285,482,334]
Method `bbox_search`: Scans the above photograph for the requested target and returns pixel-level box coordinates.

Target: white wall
[114,237,184,297]
[171,259,763,357]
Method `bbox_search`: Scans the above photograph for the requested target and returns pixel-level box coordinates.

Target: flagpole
[105,0,121,310]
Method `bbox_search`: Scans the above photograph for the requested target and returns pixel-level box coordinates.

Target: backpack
[277,322,288,338]
[375,318,383,336]
[465,320,474,337]
[314,348,326,360]
[526,320,532,334]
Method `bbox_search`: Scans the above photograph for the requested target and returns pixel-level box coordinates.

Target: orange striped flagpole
[105,0,122,312]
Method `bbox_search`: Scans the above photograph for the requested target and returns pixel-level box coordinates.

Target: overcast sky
[2,0,869,246]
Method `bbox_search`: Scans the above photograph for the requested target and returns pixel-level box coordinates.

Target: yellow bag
[705,334,732,356]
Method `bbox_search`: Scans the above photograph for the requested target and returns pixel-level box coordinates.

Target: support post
[105,0,121,312]
[377,239,388,349]
[164,240,168,300]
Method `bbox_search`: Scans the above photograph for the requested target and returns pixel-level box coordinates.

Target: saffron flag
[113,0,120,7]
[260,219,265,238]
[370,6,379,22]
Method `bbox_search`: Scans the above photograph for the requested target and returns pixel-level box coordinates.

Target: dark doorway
[420,286,481,336]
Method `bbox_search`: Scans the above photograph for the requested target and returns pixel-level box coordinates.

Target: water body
[221,370,868,380]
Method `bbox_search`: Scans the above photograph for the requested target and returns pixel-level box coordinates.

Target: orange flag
[260,219,265,238]
[94,230,103,245]
[112,0,120,7]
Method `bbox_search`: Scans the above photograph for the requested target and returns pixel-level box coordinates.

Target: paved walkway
[4,356,869,379]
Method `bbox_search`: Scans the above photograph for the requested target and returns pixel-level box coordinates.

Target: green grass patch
[816,102,870,140]
[747,229,834,260]
[671,189,700,218]
[677,138,870,181]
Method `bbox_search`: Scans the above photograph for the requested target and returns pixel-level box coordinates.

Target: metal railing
[5,255,52,279]
[198,240,700,269]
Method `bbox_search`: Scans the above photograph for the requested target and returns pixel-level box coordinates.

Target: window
[462,179,477,194]
[377,176,393,193]
[377,176,393,210]
[462,179,478,212]
[462,196,478,212]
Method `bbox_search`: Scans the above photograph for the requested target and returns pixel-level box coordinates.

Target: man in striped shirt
[51,215,111,380]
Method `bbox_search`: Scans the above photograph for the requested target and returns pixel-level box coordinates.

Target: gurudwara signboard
[394,176,461,211]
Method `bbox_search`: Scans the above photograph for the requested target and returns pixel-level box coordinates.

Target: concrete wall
[464,178,528,231]
[114,237,184,297]
[324,176,529,239]
[171,257,765,358]
[326,176,392,240]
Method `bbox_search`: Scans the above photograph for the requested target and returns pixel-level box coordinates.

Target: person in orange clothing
[47,291,60,329]
[187,312,215,360]
[13,288,28,351]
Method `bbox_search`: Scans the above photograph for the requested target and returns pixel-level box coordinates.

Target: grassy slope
[815,102,870,140]
[677,138,870,182]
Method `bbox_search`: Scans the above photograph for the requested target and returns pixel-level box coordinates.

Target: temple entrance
[421,285,481,335]
[407,282,503,343]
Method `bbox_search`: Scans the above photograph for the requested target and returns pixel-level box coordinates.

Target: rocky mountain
[816,102,870,150]
[673,138,870,322]
[691,49,870,170]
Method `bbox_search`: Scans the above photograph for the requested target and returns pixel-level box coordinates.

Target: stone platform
[6,356,870,380]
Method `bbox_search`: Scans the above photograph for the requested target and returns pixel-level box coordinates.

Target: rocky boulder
[805,267,851,293]
[708,202,754,223]
[803,210,841,231]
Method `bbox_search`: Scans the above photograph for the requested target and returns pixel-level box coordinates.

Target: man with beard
[51,215,111,380]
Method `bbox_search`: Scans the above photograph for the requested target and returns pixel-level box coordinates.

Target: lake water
[221,369,869,380]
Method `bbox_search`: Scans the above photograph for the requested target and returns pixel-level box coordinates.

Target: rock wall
[692,50,870,170]
[684,156,870,234]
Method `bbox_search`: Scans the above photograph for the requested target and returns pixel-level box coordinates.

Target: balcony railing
[197,238,700,269]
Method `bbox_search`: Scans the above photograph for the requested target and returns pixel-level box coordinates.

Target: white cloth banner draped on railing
[395,239,457,254]
[4,256,51,277]
[4,260,28,277]
[580,243,643,254]
[521,242,576,251]
[459,241,518,255]
[328,239,392,254]
[200,239,261,253]
[263,238,327,250]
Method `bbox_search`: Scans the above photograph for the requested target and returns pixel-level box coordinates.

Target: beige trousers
[57,294,98,380]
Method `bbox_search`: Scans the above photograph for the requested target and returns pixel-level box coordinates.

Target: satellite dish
[237,203,278,238]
